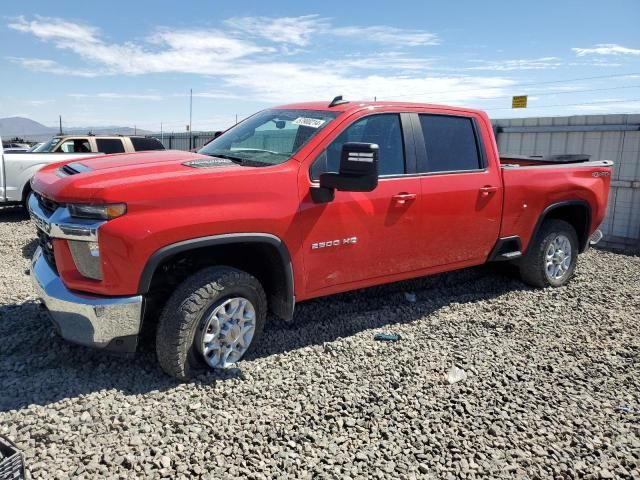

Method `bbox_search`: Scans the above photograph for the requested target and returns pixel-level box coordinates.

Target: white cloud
[333,25,439,47]
[7,56,99,77]
[220,63,513,104]
[224,15,438,48]
[467,57,563,71]
[7,15,514,107]
[26,99,54,106]
[9,15,99,43]
[68,93,163,100]
[8,16,269,75]
[572,43,640,56]
[571,99,640,112]
[225,15,328,46]
[338,52,435,71]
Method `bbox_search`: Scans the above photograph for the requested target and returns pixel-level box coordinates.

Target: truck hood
[67,149,229,171]
[31,149,284,203]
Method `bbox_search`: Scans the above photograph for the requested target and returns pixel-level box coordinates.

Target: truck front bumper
[31,247,144,352]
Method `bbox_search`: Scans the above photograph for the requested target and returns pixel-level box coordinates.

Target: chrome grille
[37,229,57,273]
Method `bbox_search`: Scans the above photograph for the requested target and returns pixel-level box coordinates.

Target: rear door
[300,112,422,293]
[413,112,502,266]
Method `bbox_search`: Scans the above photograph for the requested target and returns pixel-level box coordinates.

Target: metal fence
[157,131,218,151]
[492,114,640,250]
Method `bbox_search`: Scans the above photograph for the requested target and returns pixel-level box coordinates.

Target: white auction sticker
[292,117,326,128]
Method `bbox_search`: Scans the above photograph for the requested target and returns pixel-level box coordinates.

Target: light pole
[189,88,193,150]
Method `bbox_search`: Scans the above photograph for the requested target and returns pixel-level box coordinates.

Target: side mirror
[311,142,379,203]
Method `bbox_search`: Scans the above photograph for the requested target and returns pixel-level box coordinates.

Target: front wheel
[156,266,267,380]
[519,219,579,288]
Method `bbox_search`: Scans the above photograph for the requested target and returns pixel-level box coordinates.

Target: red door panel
[419,170,502,267]
[299,177,421,293]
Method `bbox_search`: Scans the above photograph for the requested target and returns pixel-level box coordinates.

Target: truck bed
[500,154,592,167]
[498,156,613,252]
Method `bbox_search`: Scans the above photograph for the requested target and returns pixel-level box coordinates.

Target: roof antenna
[328,95,349,107]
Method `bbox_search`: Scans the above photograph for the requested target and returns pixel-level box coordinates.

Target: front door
[299,113,422,295]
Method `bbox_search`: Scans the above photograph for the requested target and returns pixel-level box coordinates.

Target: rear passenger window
[310,114,405,179]
[131,137,165,151]
[96,139,125,154]
[418,115,482,173]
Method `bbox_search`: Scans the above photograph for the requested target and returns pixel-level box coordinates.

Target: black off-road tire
[519,219,579,288]
[156,266,267,380]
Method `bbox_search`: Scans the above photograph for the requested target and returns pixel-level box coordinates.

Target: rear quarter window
[131,137,165,151]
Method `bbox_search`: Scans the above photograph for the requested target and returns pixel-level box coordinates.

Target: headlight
[68,203,127,220]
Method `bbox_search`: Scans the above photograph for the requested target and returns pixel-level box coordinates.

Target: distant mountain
[0,117,56,137]
[67,126,154,136]
[0,117,153,141]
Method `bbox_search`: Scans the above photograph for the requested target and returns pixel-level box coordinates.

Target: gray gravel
[0,205,638,479]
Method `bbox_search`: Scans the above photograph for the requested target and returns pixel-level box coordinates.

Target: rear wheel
[519,219,579,288]
[156,266,267,380]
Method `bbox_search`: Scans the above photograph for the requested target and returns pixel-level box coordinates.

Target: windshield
[198,109,339,166]
[28,143,45,152]
[37,137,63,152]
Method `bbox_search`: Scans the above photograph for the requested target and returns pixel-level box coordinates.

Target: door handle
[392,192,417,204]
[480,185,498,196]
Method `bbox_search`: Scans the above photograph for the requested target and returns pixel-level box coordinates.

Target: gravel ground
[0,205,638,479]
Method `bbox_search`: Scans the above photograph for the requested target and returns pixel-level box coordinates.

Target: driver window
[310,114,405,180]
[57,139,91,153]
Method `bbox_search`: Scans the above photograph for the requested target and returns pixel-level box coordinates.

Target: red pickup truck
[28,98,612,379]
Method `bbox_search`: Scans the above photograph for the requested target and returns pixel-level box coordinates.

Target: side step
[498,251,522,260]
[488,236,523,262]
[589,229,604,246]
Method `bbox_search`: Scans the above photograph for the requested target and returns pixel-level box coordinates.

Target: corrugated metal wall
[493,114,640,250]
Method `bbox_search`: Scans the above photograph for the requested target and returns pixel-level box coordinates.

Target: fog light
[68,240,102,280]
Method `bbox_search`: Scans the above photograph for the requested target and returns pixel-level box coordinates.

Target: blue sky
[1,0,639,132]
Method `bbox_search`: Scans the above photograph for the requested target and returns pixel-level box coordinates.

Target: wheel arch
[527,200,592,254]
[139,233,295,322]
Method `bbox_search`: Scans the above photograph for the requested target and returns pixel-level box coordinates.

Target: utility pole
[235,114,238,125]
[160,121,163,143]
[59,115,62,135]
[134,125,137,135]
[189,88,193,150]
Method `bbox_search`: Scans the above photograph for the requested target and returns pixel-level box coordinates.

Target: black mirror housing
[319,142,379,193]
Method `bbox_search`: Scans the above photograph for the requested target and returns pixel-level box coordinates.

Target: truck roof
[275,100,486,116]
[52,134,151,139]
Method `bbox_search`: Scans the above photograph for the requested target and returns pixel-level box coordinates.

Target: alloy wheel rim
[196,297,256,368]
[545,234,573,281]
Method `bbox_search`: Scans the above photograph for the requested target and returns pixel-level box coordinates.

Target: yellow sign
[512,95,528,108]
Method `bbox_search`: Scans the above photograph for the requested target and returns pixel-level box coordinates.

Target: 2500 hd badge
[311,236,358,250]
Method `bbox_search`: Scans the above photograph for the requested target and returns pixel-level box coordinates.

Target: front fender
[7,162,48,202]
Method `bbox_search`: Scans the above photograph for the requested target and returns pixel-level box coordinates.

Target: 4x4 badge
[311,237,358,250]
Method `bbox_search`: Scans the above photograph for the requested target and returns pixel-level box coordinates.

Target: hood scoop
[59,162,92,176]
[183,157,235,169]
